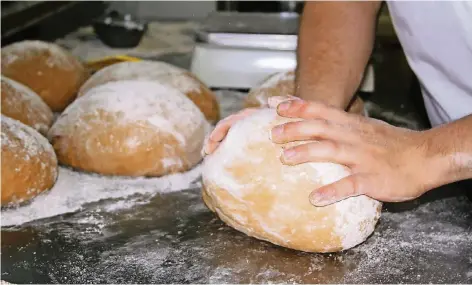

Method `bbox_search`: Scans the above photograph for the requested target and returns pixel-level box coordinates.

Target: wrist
[418,127,472,191]
[296,84,352,110]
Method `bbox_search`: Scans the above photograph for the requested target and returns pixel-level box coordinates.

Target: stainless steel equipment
[190,11,374,91]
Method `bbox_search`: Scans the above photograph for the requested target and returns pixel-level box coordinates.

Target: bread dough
[244,70,366,115]
[1,76,54,135]
[77,60,220,124]
[245,71,295,108]
[48,80,208,177]
[1,115,58,207]
[202,108,382,253]
[1,40,88,111]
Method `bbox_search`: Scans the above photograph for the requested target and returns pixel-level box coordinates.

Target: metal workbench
[1,183,471,283]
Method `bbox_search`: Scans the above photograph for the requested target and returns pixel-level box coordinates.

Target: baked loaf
[245,70,295,108]
[1,40,88,111]
[1,115,58,207]
[1,76,54,135]
[48,80,208,177]
[245,70,366,115]
[202,108,382,253]
[78,60,220,124]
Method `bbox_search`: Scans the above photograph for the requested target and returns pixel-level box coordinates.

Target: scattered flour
[1,115,56,161]
[1,76,53,134]
[50,80,208,149]
[1,164,203,227]
[246,70,295,107]
[203,108,381,252]
[78,61,201,96]
[257,70,295,90]
[1,40,76,70]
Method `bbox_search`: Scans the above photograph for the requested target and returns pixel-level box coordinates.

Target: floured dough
[1,115,58,207]
[245,70,366,115]
[202,108,382,253]
[1,40,88,111]
[77,60,220,124]
[48,80,208,177]
[245,70,295,108]
[1,76,54,135]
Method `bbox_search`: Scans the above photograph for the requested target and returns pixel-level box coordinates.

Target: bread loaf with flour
[245,71,295,108]
[1,40,88,111]
[1,76,54,135]
[48,80,208,177]
[77,61,220,124]
[202,108,382,253]
[1,115,58,207]
[245,70,366,116]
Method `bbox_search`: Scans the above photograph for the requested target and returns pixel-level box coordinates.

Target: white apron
[386,1,472,126]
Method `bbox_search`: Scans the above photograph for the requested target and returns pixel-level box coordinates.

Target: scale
[190,12,374,92]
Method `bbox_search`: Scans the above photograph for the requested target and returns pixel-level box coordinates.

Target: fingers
[203,108,258,155]
[280,141,357,167]
[267,95,301,109]
[271,119,361,145]
[309,174,370,206]
[275,99,353,125]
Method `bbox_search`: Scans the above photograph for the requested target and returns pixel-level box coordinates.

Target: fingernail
[310,192,331,206]
[270,126,283,141]
[278,102,291,112]
[283,148,297,161]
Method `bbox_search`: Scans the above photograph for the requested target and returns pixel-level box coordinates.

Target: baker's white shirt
[386,1,472,127]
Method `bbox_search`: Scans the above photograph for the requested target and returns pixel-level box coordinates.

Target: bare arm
[296,1,382,109]
[423,114,472,190]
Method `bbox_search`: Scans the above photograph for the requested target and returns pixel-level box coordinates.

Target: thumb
[267,95,302,109]
[309,174,367,207]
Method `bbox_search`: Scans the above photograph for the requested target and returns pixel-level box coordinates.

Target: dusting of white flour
[203,108,381,251]
[1,76,53,133]
[257,70,295,90]
[1,164,203,226]
[78,61,201,96]
[1,40,76,70]
[1,115,56,161]
[50,80,207,149]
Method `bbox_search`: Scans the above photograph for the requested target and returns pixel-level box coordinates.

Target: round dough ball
[244,70,366,116]
[1,115,58,207]
[48,80,208,177]
[1,76,54,135]
[77,60,220,124]
[202,109,382,253]
[1,40,88,112]
[245,70,295,108]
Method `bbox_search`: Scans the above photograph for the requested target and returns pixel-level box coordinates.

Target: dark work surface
[1,183,471,284]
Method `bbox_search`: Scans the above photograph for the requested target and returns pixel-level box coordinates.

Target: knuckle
[295,100,311,115]
[323,140,341,155]
[348,175,364,196]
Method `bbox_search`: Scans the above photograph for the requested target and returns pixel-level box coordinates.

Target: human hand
[203,95,300,155]
[269,98,433,206]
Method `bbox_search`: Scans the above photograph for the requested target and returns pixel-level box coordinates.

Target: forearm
[296,1,381,109]
[422,115,472,190]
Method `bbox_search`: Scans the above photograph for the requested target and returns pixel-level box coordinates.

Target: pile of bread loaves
[1,40,220,208]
